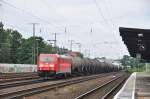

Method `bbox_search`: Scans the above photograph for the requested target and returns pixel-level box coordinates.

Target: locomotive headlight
[39,64,44,67]
[50,64,54,67]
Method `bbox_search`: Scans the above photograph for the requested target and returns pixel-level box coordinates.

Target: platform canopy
[119,27,150,61]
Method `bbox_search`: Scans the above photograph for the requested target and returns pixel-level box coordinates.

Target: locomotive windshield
[40,56,56,62]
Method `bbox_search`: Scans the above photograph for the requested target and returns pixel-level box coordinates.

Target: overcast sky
[0,0,150,59]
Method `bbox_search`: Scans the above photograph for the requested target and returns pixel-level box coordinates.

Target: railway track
[0,72,118,99]
[0,76,38,83]
[75,73,129,99]
[0,72,37,79]
[0,79,45,89]
[0,72,119,89]
[0,72,38,83]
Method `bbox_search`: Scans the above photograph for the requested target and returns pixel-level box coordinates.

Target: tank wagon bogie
[37,54,122,78]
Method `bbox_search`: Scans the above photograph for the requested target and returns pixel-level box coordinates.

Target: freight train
[37,54,122,78]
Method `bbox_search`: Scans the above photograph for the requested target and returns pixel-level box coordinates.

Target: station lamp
[138,33,143,37]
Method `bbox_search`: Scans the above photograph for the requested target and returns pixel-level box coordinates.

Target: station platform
[114,72,150,99]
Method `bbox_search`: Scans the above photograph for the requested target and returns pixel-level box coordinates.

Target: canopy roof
[119,27,150,61]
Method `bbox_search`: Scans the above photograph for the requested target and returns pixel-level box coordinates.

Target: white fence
[0,63,37,73]
[146,63,150,72]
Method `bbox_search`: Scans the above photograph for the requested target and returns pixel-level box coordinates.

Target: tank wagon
[37,54,121,77]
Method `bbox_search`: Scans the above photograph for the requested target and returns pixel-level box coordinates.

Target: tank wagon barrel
[70,57,121,75]
[71,57,83,73]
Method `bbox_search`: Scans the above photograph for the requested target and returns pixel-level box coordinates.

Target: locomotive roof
[39,54,71,59]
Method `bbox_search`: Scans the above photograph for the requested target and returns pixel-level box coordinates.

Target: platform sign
[136,53,141,59]
[136,53,141,72]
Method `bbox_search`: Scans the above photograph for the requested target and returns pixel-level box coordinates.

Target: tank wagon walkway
[114,72,150,99]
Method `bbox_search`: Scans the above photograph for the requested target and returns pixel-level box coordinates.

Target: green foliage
[9,30,22,63]
[0,29,11,63]
[76,52,83,58]
[127,66,146,72]
[121,55,146,72]
[0,23,71,64]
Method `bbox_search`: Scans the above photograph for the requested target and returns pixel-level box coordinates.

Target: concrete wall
[0,63,37,73]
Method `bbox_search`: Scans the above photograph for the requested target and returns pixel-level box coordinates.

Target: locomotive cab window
[40,56,56,62]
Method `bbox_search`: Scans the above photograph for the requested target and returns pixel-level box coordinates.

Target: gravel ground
[0,74,107,95]
[0,79,62,94]
[25,73,122,99]
[0,73,38,83]
[81,74,127,99]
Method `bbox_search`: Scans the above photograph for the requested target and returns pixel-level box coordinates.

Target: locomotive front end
[37,54,58,77]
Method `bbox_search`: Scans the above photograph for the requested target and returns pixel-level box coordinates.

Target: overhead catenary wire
[40,0,67,21]
[102,0,117,29]
[1,0,68,50]
[1,0,65,32]
[93,0,113,31]
[93,0,121,57]
[40,0,68,38]
[4,22,31,34]
[101,0,126,58]
[0,2,36,34]
[0,0,2,6]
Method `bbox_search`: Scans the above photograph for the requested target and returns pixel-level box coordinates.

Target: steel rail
[101,75,129,99]
[0,72,36,76]
[0,73,37,79]
[74,74,125,99]
[0,72,118,88]
[0,79,44,89]
[0,76,38,83]
[0,72,117,99]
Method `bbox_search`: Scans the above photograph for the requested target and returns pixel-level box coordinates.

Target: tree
[0,29,11,63]
[19,37,34,64]
[0,23,84,64]
[19,36,54,64]
[121,55,145,69]
[9,30,22,63]
[121,55,130,66]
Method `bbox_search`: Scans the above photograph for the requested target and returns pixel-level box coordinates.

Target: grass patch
[127,66,146,72]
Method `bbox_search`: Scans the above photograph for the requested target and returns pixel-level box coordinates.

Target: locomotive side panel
[58,57,71,73]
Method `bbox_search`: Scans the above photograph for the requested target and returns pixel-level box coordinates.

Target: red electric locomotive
[37,54,71,77]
